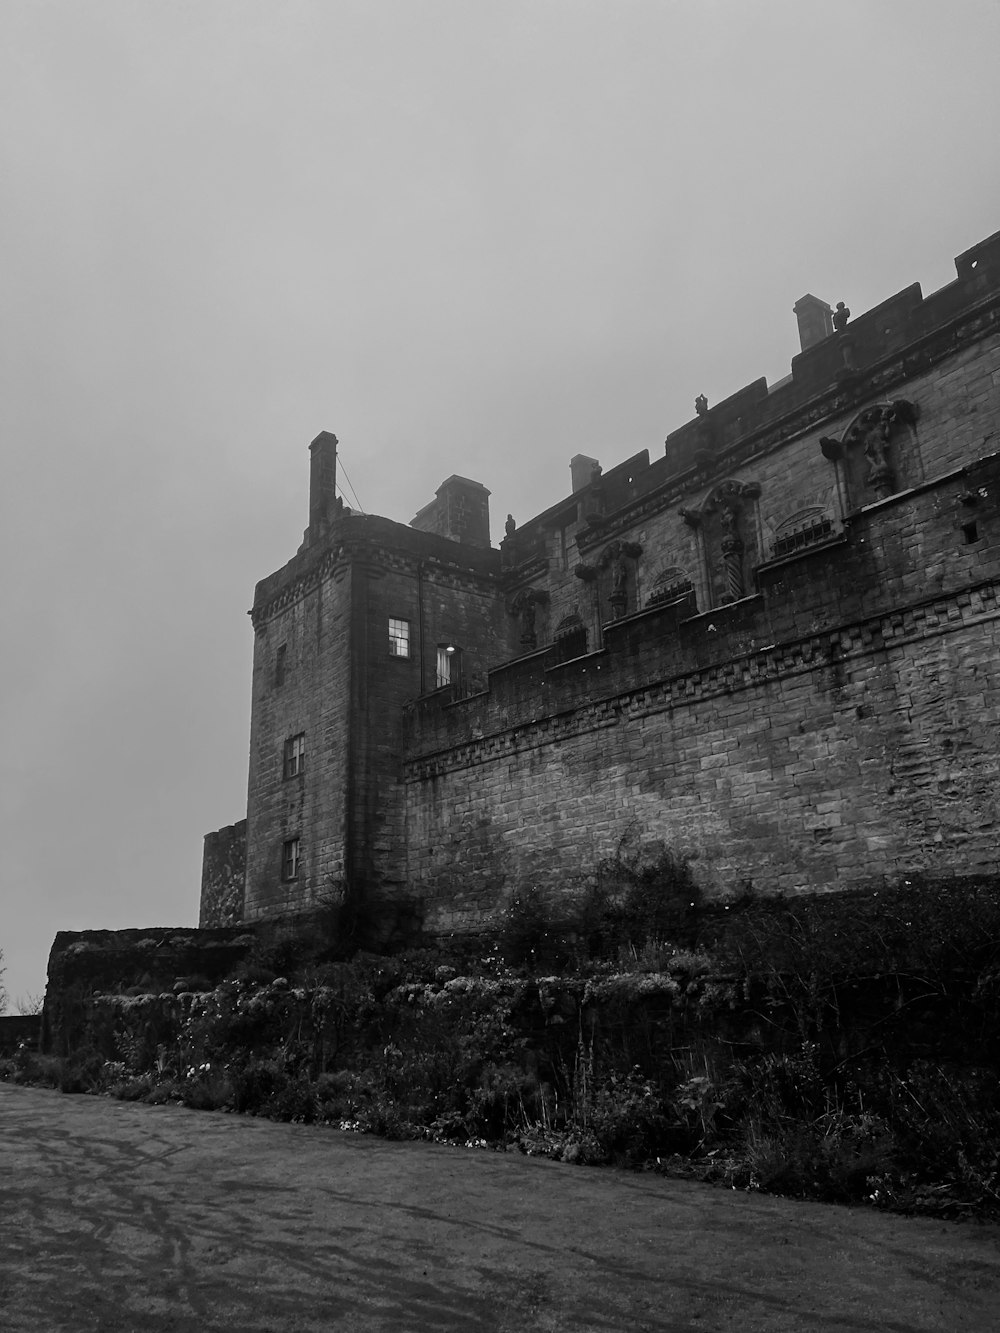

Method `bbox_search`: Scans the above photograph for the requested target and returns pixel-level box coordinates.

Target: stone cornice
[250,530,502,630]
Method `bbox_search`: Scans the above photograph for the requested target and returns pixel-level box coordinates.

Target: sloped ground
[1,1084,998,1333]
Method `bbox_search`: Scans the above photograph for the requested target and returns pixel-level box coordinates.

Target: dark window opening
[962,520,980,544]
[283,733,305,778]
[281,837,300,882]
[772,517,834,559]
[555,626,588,661]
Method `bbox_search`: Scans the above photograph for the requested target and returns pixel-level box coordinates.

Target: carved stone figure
[833,301,851,331]
[689,478,761,604]
[695,394,709,417]
[715,503,744,600]
[520,595,536,644]
[505,513,516,538]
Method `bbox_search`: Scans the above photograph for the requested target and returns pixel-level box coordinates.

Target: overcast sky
[2,0,999,1006]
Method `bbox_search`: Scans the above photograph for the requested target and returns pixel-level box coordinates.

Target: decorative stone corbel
[819,436,843,461]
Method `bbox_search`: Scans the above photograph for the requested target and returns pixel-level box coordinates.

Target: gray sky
[2,0,999,1006]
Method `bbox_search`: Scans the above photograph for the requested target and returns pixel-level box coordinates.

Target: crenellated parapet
[405,452,1000,758]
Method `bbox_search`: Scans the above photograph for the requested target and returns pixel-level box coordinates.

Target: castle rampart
[203,228,1000,942]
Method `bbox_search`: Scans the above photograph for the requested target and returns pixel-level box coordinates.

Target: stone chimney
[570,454,601,493]
[792,294,834,351]
[410,475,491,549]
[308,431,339,543]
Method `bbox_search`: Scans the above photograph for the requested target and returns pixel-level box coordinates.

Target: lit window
[388,618,410,658]
[281,837,300,881]
[436,644,461,689]
[283,733,305,779]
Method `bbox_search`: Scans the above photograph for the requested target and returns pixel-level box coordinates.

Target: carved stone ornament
[598,540,643,618]
[819,435,843,461]
[699,480,761,602]
[509,587,548,649]
[574,562,597,582]
[830,399,919,502]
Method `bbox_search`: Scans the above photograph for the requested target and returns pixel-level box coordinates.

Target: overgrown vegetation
[6,864,1000,1220]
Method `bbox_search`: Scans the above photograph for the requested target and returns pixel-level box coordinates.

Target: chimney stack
[308,431,339,542]
[792,294,834,352]
[570,454,601,493]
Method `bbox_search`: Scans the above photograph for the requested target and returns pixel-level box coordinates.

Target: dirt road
[1,1084,998,1332]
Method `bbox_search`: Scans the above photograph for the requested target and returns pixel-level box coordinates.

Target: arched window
[553,612,588,662]
[771,507,834,559]
[647,567,696,610]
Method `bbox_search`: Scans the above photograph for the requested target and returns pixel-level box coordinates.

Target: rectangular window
[283,733,305,779]
[281,837,300,881]
[388,618,410,658]
[436,647,452,688]
[275,643,287,686]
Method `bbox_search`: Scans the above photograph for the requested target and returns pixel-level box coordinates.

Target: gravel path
[1,1083,998,1332]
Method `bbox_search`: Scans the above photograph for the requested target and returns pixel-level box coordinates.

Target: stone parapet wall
[403,457,1000,931]
[200,820,246,927]
[41,926,254,1056]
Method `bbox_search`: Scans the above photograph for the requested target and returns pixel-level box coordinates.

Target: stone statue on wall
[686,478,761,605]
[510,588,547,649]
[599,540,643,619]
[833,301,851,331]
[505,513,517,538]
[838,401,918,503]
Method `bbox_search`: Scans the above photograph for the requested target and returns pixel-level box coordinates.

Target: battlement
[501,229,1000,561]
[406,453,1000,757]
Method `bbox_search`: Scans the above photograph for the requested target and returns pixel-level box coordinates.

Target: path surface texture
[2,1085,999,1332]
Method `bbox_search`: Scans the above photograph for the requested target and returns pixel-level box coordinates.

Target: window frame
[281,837,300,882]
[388,617,411,659]
[283,732,306,779]
[436,643,462,689]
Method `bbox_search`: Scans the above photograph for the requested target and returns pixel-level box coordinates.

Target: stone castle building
[201,230,1000,943]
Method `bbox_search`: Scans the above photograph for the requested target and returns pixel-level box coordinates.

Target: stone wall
[199,819,247,927]
[404,453,1000,931]
[41,926,254,1056]
[244,511,511,928]
[211,227,1000,940]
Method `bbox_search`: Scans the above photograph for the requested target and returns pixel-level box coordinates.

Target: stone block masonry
[199,226,1000,941]
[404,455,1000,929]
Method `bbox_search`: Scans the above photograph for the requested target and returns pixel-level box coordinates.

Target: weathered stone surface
[200,820,246,927]
[204,229,1000,940]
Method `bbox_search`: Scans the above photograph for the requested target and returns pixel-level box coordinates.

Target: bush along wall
[8,871,1000,1220]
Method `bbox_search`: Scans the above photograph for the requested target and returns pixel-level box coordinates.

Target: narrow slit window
[962,520,979,544]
